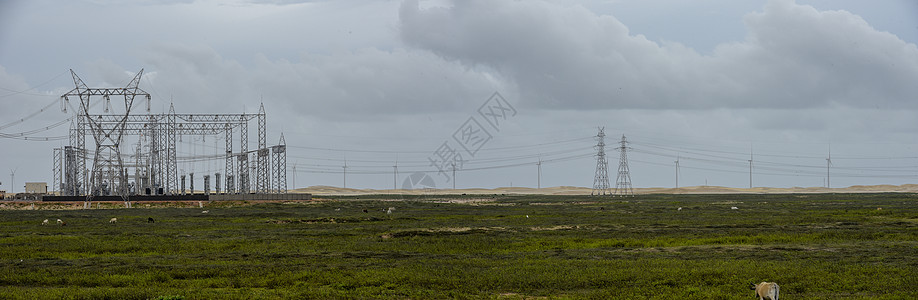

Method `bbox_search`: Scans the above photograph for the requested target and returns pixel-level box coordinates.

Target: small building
[25,182,47,194]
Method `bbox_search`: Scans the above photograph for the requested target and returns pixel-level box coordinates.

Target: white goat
[42,219,49,225]
[109,218,117,224]
[750,282,779,300]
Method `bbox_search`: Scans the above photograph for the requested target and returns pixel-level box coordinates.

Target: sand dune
[290,184,918,196]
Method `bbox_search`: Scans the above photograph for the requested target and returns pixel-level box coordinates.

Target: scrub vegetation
[1,193,916,299]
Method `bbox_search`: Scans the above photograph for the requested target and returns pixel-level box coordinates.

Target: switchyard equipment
[53,70,287,200]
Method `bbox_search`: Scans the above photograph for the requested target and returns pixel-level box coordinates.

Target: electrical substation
[45,69,307,202]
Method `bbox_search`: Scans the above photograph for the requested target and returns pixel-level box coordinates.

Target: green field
[1,193,916,299]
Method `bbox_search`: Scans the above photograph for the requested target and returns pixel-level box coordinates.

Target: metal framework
[257,104,269,194]
[238,117,249,194]
[272,133,287,193]
[62,69,150,200]
[591,127,611,195]
[614,135,634,197]
[57,70,286,199]
[52,148,62,195]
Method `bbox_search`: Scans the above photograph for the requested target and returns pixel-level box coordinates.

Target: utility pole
[393,155,398,190]
[451,162,456,190]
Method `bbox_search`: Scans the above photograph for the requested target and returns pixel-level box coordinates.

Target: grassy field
[1,193,916,299]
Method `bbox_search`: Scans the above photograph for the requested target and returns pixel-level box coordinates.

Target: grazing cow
[147,217,155,223]
[56,219,66,226]
[42,219,49,225]
[750,282,779,300]
[109,218,117,224]
[362,209,368,213]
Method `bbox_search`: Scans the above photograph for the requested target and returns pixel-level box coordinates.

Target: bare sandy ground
[291,184,918,196]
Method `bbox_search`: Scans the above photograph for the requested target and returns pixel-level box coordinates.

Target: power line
[0,70,69,98]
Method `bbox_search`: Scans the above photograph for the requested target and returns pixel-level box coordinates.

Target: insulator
[103,95,111,113]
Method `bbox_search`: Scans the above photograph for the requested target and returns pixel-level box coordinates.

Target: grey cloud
[140,43,502,120]
[399,0,918,110]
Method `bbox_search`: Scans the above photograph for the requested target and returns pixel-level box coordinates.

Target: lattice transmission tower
[62,69,150,200]
[614,134,634,197]
[272,133,287,193]
[256,103,269,194]
[591,127,611,196]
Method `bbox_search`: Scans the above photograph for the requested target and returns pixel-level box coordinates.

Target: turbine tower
[537,154,542,190]
[591,127,611,195]
[826,146,832,189]
[393,156,398,190]
[614,134,634,197]
[674,155,680,189]
[748,150,754,189]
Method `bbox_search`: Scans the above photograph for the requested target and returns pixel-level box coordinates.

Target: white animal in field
[386,207,395,215]
[731,206,739,210]
[42,219,49,225]
[201,210,209,214]
[750,282,779,300]
[56,219,65,226]
[109,218,117,224]
[677,207,682,211]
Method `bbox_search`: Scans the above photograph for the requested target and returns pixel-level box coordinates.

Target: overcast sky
[1,0,917,193]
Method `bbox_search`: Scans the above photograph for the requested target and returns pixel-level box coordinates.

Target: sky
[0,0,917,193]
